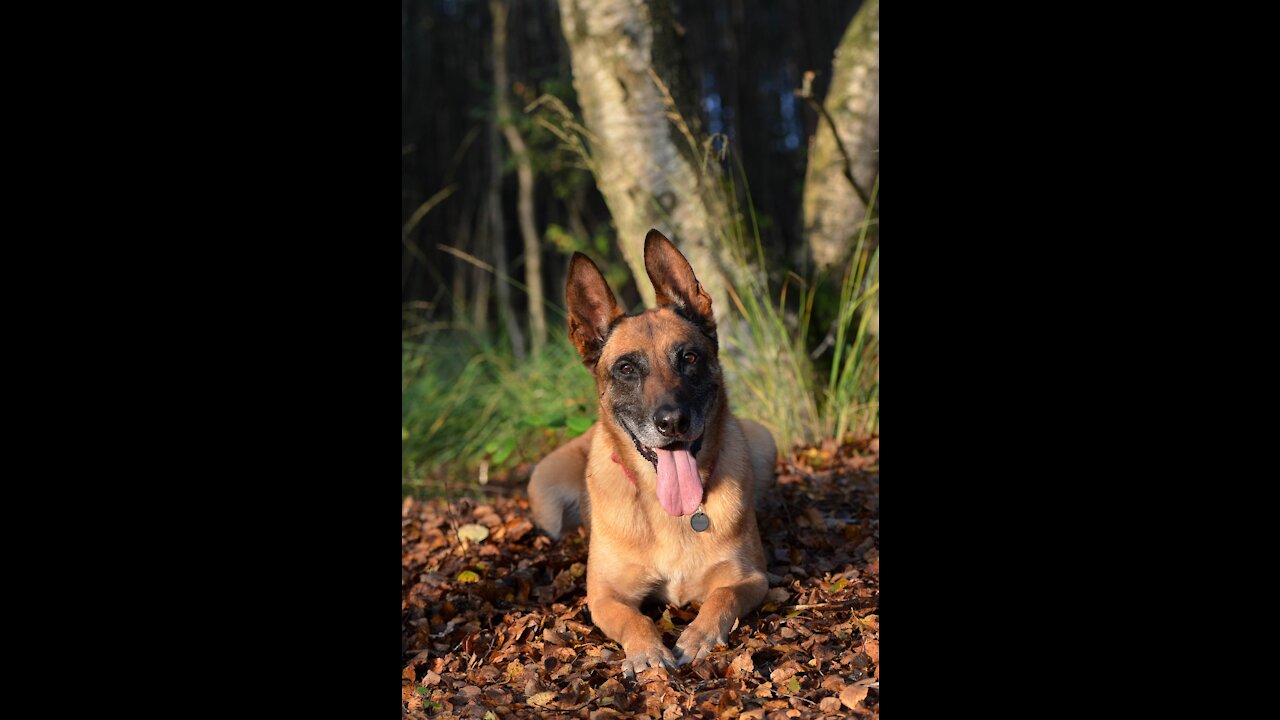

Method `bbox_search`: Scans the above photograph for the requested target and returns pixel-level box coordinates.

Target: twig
[810,319,838,360]
[795,71,871,207]
[478,631,498,665]
[401,184,458,238]
[648,68,699,162]
[543,699,596,712]
[401,236,431,269]
[683,677,729,691]
[437,243,570,320]
[436,243,494,273]
[788,599,860,612]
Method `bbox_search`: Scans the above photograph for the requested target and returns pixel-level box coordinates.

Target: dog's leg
[527,424,594,539]
[588,591,676,677]
[738,419,777,507]
[673,563,768,665]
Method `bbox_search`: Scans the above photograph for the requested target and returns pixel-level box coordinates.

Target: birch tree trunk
[802,0,879,272]
[556,0,733,319]
[492,0,547,356]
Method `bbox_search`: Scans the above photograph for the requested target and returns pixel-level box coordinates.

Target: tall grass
[823,178,879,442]
[714,165,879,451]
[402,331,596,493]
[714,157,822,451]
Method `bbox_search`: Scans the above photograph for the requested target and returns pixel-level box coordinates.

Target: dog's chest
[659,569,703,606]
[644,530,717,606]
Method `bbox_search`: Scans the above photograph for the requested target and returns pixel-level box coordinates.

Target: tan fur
[739,418,777,507]
[527,425,593,539]
[528,231,778,674]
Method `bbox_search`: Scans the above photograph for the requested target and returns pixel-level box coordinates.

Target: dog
[528,229,777,677]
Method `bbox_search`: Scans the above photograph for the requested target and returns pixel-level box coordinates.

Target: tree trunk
[802,0,879,273]
[492,0,547,356]
[489,9,526,361]
[556,0,734,319]
[454,197,476,329]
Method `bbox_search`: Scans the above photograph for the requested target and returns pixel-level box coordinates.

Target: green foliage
[544,223,630,293]
[516,81,593,200]
[402,332,596,494]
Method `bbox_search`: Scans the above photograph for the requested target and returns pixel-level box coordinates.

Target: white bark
[803,0,879,272]
[557,0,732,319]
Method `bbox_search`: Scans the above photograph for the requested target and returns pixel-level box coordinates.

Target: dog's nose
[653,405,691,437]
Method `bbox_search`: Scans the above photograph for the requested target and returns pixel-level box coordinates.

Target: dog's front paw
[673,623,727,666]
[620,641,676,679]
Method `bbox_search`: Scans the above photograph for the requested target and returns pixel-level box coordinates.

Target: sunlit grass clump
[402,332,596,494]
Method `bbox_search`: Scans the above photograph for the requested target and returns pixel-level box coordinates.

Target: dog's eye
[683,351,698,365]
[618,362,635,375]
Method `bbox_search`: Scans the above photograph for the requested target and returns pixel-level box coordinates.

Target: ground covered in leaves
[402,437,879,719]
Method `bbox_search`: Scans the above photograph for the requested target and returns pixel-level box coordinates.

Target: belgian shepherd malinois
[528,229,777,676]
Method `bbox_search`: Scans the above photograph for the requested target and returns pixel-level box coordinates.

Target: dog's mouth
[622,425,705,517]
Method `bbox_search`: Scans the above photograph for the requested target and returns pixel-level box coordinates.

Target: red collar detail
[609,453,639,485]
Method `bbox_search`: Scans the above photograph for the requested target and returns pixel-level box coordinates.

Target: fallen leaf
[727,651,755,677]
[840,678,876,709]
[863,638,879,663]
[528,691,557,708]
[457,523,489,543]
[657,608,677,633]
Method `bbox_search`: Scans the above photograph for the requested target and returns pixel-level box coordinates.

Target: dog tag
[690,508,710,533]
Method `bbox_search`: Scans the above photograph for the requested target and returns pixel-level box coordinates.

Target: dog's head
[566,229,722,516]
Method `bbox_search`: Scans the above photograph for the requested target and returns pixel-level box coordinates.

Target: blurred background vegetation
[403,0,878,495]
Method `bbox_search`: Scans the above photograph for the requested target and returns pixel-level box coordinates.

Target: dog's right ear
[566,252,623,367]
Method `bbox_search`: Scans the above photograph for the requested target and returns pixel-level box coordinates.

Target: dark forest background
[404,0,859,313]
[402,0,878,490]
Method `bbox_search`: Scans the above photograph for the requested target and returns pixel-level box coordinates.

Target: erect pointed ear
[643,229,716,337]
[566,252,623,367]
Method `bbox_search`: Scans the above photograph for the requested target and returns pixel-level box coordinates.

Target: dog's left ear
[644,229,716,337]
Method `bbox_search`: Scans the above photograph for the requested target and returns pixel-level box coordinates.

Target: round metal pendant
[690,511,710,533]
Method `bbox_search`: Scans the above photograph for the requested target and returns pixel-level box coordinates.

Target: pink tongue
[654,446,703,516]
